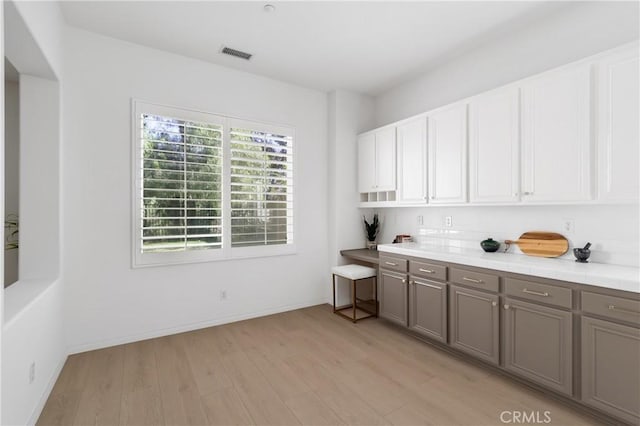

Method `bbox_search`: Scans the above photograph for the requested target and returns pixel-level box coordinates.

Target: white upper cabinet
[428,103,468,204]
[397,117,428,203]
[597,44,639,203]
[357,132,376,193]
[469,87,520,203]
[521,63,592,202]
[357,126,396,193]
[375,126,397,191]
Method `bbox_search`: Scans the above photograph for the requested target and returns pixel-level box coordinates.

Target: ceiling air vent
[221,46,253,61]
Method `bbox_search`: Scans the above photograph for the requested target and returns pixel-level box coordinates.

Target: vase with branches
[363,213,379,250]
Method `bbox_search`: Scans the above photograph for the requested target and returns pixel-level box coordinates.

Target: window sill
[132,244,297,268]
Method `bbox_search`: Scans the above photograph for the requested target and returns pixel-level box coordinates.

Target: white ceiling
[59,1,568,95]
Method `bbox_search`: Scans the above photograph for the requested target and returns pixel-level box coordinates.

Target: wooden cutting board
[505,232,569,258]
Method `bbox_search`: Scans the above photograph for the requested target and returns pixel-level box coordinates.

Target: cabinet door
[428,104,468,204]
[397,118,427,203]
[409,278,447,342]
[521,63,591,202]
[375,127,397,191]
[380,270,408,326]
[449,285,499,364]
[503,298,572,395]
[469,87,520,203]
[597,45,640,202]
[357,133,376,193]
[582,316,640,424]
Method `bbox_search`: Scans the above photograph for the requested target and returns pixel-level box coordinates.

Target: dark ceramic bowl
[481,238,501,253]
[573,248,591,263]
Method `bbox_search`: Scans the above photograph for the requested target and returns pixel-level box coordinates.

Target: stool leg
[332,274,336,313]
[374,276,378,317]
[352,279,357,323]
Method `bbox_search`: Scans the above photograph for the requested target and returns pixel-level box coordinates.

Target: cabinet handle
[414,280,442,290]
[419,268,436,274]
[522,288,549,297]
[523,191,533,195]
[402,279,407,284]
[491,301,497,307]
[385,261,398,266]
[608,305,640,316]
[463,277,484,284]
[504,304,510,310]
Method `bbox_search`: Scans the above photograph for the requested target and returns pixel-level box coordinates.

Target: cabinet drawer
[505,278,572,309]
[449,267,499,292]
[409,260,446,281]
[582,291,640,325]
[379,255,408,273]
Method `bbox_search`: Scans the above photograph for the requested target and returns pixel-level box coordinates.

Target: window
[133,101,294,267]
[230,125,293,247]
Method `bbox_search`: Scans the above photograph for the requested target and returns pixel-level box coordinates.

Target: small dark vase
[480,238,501,253]
[573,248,591,263]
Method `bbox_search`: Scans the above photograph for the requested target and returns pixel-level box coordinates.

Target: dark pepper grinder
[573,242,591,263]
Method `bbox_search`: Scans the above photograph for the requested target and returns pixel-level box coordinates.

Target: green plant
[363,213,379,242]
[5,214,19,250]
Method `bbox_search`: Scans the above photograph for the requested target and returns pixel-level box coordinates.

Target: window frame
[131,100,296,268]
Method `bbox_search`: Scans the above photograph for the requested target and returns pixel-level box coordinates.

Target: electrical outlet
[562,219,575,234]
[220,290,227,301]
[29,362,35,384]
[445,216,453,227]
[417,215,423,226]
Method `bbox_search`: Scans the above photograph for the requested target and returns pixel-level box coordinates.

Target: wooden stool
[331,264,378,323]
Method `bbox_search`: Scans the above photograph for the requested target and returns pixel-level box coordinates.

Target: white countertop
[378,243,640,294]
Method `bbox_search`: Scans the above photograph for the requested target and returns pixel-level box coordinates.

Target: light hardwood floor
[38,305,599,426]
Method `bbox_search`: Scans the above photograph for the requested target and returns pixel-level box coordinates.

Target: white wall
[2,1,65,425]
[2,280,65,426]
[375,1,640,126]
[62,28,329,353]
[377,205,640,267]
[328,90,375,265]
[327,90,375,304]
[4,80,18,286]
[19,75,60,282]
[371,1,640,268]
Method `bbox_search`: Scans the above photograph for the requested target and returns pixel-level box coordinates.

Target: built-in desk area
[339,248,379,265]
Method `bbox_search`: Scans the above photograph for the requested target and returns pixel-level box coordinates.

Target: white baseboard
[67,298,327,355]
[27,354,67,425]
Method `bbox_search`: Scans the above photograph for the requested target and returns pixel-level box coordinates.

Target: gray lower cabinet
[380,270,408,326]
[503,298,572,395]
[449,285,500,364]
[408,277,447,342]
[581,316,640,424]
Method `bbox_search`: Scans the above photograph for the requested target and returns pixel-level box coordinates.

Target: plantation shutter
[229,126,294,247]
[140,113,223,253]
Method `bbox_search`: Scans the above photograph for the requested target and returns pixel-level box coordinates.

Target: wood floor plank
[153,334,208,426]
[38,305,601,426]
[37,352,94,425]
[36,391,83,426]
[244,346,312,402]
[119,340,164,426]
[221,350,301,425]
[200,387,254,426]
[284,392,345,426]
[72,346,124,426]
[182,328,233,397]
